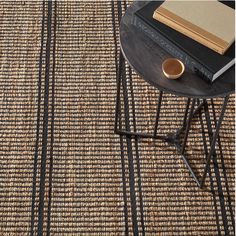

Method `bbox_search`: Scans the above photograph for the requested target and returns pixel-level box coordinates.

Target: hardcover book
[133,1,235,82]
[153,0,235,55]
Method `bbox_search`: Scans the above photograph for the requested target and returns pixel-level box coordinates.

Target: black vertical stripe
[119,55,129,235]
[123,0,127,11]
[119,135,130,235]
[128,65,145,235]
[30,2,45,235]
[111,1,129,234]
[117,0,122,25]
[133,139,145,236]
[212,155,229,235]
[47,1,57,235]
[112,0,121,134]
[121,56,139,236]
[37,2,53,235]
[111,0,118,79]
[117,2,139,233]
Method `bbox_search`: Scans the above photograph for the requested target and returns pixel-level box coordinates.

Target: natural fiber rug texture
[0,1,235,235]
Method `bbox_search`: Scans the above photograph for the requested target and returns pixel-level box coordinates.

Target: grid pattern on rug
[0,1,234,235]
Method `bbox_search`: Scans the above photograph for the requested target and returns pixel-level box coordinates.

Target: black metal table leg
[181,99,196,155]
[182,98,191,130]
[175,98,204,136]
[178,98,201,186]
[153,90,163,138]
[200,95,229,188]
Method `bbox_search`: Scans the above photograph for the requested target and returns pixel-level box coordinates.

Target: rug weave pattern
[0,1,234,235]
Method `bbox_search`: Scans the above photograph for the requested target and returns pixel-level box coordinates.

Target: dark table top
[120,1,235,99]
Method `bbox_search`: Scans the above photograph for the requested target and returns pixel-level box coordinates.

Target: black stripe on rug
[111,1,129,235]
[30,1,45,234]
[128,63,146,235]
[46,1,57,235]
[37,1,53,234]
[30,2,57,235]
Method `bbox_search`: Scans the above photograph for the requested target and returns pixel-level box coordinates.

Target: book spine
[132,16,213,81]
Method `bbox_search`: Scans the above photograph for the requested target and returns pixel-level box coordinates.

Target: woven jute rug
[0,1,234,235]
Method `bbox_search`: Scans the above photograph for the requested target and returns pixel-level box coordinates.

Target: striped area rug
[0,1,234,235]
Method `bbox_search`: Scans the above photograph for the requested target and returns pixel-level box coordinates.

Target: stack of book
[133,1,235,83]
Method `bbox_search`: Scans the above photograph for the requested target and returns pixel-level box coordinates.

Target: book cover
[153,1,235,55]
[134,1,235,82]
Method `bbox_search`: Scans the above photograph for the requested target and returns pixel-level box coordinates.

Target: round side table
[114,2,235,188]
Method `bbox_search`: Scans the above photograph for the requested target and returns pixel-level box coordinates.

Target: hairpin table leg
[153,90,163,138]
[200,95,229,188]
[181,99,196,155]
